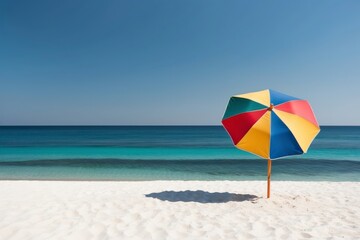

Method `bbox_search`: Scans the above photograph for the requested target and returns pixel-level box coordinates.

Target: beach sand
[0,181,359,240]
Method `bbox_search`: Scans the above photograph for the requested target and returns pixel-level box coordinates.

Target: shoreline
[1,179,360,182]
[0,180,359,239]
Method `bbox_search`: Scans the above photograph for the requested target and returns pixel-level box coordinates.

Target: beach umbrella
[221,89,320,198]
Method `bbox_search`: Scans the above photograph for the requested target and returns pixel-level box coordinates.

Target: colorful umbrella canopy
[221,89,320,197]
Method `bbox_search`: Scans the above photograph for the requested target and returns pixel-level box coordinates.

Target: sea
[0,126,359,181]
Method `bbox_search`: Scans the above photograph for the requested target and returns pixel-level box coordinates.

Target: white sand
[0,181,359,240]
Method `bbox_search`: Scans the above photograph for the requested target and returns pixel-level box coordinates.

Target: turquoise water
[0,126,359,181]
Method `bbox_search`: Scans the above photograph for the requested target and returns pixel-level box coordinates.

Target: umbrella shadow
[145,190,259,203]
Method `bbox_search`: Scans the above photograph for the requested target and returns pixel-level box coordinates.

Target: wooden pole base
[267,159,272,198]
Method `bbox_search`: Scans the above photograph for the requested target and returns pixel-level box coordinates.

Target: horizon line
[0,124,359,127]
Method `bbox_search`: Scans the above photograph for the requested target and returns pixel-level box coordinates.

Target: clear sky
[1,0,359,125]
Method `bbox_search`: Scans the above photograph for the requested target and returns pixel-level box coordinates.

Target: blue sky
[1,0,359,125]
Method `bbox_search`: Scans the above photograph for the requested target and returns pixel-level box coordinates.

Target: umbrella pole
[267,159,272,198]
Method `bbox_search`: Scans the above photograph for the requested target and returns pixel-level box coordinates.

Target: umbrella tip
[268,103,274,111]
